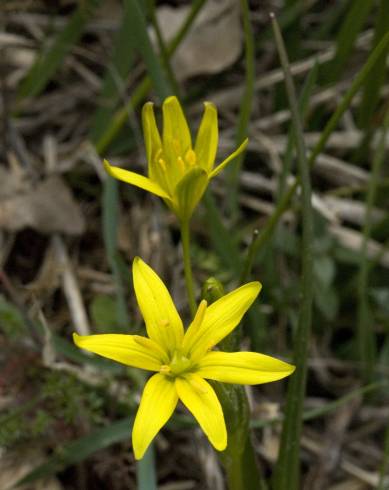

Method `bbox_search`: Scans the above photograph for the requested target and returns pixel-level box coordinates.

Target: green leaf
[358,0,389,128]
[325,0,374,82]
[226,0,255,218]
[15,418,132,487]
[126,0,171,100]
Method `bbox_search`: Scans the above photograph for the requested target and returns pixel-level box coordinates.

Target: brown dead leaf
[156,0,242,80]
[0,174,85,235]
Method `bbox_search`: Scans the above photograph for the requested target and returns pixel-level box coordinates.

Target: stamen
[158,158,167,171]
[160,365,171,374]
[185,149,196,166]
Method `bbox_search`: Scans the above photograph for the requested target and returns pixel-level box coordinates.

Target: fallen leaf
[0,175,85,235]
[155,0,242,80]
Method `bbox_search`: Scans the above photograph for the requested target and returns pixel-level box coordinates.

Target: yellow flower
[103,96,248,221]
[73,258,295,459]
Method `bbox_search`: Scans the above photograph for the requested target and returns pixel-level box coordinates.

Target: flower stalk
[180,219,196,316]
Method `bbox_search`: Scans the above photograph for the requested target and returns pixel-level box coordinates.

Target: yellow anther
[185,149,196,166]
[160,365,171,374]
[160,319,170,328]
[158,158,167,171]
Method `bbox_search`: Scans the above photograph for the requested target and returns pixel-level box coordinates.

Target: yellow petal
[183,282,261,360]
[196,351,295,385]
[162,96,192,157]
[194,102,218,172]
[209,138,248,178]
[132,257,184,354]
[103,159,170,199]
[72,332,166,371]
[142,102,162,167]
[132,373,178,459]
[174,167,209,221]
[175,374,227,451]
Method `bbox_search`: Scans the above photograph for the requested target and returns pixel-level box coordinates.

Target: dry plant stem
[52,234,90,336]
[180,219,196,317]
[270,14,314,490]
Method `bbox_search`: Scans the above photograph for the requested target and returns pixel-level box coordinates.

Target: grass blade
[126,0,170,100]
[269,14,314,490]
[95,0,206,154]
[325,0,374,83]
[15,418,132,487]
[356,109,389,381]
[17,0,102,101]
[226,0,255,219]
[358,0,389,128]
[249,30,389,261]
[89,0,138,142]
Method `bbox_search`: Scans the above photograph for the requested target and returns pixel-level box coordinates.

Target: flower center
[160,350,193,377]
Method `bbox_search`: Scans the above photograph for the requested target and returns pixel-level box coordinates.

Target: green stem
[270,14,314,490]
[180,220,196,316]
[357,109,389,382]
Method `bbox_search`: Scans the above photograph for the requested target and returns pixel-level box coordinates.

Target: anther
[158,158,167,171]
[160,319,170,328]
[160,365,171,374]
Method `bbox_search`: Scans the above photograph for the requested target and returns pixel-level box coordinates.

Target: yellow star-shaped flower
[73,258,294,459]
[103,96,248,221]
